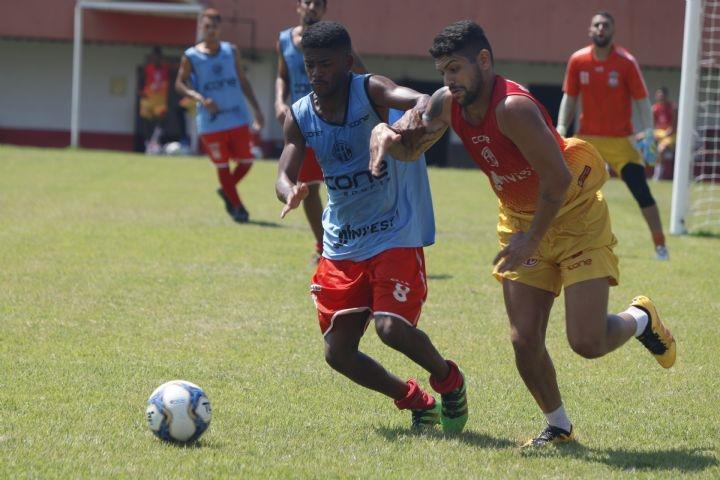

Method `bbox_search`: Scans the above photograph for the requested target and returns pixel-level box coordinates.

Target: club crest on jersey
[481,146,499,167]
[332,141,353,162]
[580,71,590,85]
[212,63,223,76]
[608,71,619,87]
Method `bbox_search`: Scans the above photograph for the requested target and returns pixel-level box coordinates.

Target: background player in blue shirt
[275,0,367,260]
[275,21,468,432]
[176,8,265,223]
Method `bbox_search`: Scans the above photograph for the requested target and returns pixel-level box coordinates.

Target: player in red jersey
[370,20,675,447]
[651,87,677,181]
[557,12,668,260]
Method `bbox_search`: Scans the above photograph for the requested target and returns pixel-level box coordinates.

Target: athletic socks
[216,167,241,209]
[624,306,650,337]
[544,404,572,433]
[232,162,252,185]
[394,379,435,410]
[429,360,463,395]
[652,231,666,248]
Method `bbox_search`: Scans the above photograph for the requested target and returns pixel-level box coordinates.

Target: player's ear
[346,52,354,70]
[479,49,492,71]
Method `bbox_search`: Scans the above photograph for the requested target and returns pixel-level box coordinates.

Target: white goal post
[70,1,203,148]
[671,0,720,234]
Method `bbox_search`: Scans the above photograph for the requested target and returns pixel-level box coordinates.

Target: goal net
[671,0,720,235]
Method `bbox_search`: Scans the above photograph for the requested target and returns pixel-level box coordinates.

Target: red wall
[0,0,685,67]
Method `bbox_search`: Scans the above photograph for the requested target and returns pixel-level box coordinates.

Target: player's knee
[374,315,407,348]
[324,344,353,372]
[510,328,544,356]
[621,163,656,208]
[568,337,605,359]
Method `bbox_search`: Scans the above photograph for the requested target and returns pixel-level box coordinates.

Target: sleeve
[626,58,649,100]
[562,55,580,96]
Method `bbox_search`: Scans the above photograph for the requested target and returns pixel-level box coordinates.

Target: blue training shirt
[291,73,435,261]
[278,27,312,104]
[184,42,251,134]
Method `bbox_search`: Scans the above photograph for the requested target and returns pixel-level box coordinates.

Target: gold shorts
[576,134,643,174]
[654,129,676,151]
[493,138,619,296]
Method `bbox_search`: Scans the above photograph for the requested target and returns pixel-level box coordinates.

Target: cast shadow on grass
[245,219,283,228]
[521,442,718,473]
[427,274,453,281]
[375,426,516,450]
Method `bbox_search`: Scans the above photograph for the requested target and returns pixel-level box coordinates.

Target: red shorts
[298,147,323,184]
[310,247,428,335]
[200,125,253,168]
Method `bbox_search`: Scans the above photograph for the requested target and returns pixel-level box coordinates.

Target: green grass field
[1,145,719,479]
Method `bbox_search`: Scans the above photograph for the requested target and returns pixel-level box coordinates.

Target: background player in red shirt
[652,86,677,181]
[370,20,675,447]
[556,12,668,260]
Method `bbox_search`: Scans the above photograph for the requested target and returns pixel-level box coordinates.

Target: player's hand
[369,123,401,176]
[202,98,219,114]
[493,231,539,274]
[393,107,426,147]
[280,182,309,219]
[275,104,291,126]
[252,111,265,131]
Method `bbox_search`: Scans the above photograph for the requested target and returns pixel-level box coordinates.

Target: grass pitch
[1,145,719,479]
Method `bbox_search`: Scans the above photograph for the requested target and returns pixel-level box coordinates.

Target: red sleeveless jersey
[451,76,566,213]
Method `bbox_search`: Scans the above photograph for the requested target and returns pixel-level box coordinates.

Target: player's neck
[200,40,220,53]
[312,74,351,124]
[592,44,612,61]
[462,74,495,124]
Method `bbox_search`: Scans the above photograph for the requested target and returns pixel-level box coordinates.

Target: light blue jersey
[291,73,435,261]
[184,42,251,134]
[279,27,312,104]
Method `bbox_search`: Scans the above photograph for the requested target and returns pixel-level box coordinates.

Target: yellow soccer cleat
[632,295,676,368]
[521,425,575,449]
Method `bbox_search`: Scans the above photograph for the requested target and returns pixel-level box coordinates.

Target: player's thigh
[298,148,324,184]
[563,277,610,344]
[311,257,372,336]
[227,125,253,162]
[200,131,231,167]
[369,247,427,327]
[502,279,555,343]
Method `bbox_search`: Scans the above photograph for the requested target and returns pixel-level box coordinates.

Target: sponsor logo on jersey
[324,161,389,195]
[490,168,533,192]
[577,165,592,188]
[203,77,239,91]
[310,284,322,293]
[333,216,396,248]
[347,113,370,128]
[471,135,491,144]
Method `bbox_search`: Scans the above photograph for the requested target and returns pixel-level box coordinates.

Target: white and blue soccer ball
[145,380,212,443]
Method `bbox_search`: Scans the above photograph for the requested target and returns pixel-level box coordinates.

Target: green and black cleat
[411,401,441,430]
[440,373,468,433]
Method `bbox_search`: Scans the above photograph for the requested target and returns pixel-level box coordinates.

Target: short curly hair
[301,21,351,53]
[429,20,493,63]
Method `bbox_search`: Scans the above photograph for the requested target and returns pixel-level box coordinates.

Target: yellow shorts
[654,129,676,151]
[493,138,619,296]
[576,134,643,174]
[140,93,168,120]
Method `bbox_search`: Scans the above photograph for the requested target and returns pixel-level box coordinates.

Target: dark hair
[301,21,351,53]
[202,8,221,22]
[594,11,614,25]
[429,20,493,62]
[297,0,327,6]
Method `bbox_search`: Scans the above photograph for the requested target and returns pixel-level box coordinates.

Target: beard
[457,71,483,107]
[592,35,612,48]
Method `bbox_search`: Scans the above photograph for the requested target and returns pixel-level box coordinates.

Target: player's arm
[274,40,292,126]
[275,112,309,218]
[232,44,265,131]
[494,95,572,273]
[556,94,577,137]
[175,55,218,113]
[367,78,449,174]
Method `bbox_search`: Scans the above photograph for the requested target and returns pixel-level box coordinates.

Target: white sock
[625,306,649,337]
[544,404,572,432]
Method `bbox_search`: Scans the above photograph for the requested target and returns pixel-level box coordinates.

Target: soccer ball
[145,380,212,443]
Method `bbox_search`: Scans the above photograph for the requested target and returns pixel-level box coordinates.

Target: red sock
[232,162,252,185]
[429,360,463,395]
[217,167,241,209]
[394,379,435,410]
[652,231,666,247]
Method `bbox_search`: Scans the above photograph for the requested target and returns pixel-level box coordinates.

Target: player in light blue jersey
[176,8,264,223]
[275,0,367,262]
[275,21,468,432]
